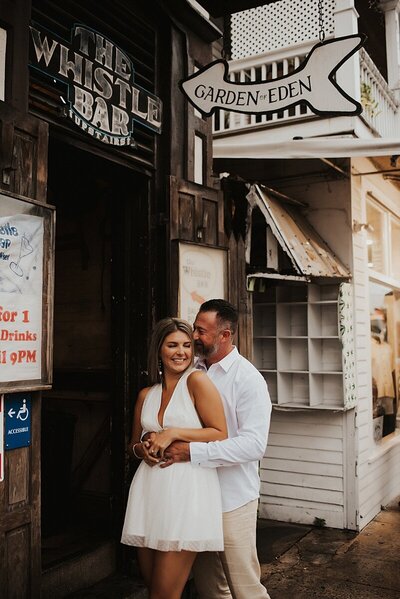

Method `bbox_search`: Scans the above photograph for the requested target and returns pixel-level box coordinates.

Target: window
[194,134,204,185]
[366,196,400,284]
[369,281,399,441]
[390,216,400,281]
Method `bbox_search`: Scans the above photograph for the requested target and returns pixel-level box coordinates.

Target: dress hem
[121,534,223,552]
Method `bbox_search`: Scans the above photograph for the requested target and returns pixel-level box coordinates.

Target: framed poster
[178,242,228,324]
[0,190,55,391]
[0,395,3,481]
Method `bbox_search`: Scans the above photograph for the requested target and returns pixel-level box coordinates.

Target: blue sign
[5,393,31,449]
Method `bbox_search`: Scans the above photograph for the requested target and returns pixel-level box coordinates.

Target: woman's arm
[128,387,159,465]
[150,371,227,456]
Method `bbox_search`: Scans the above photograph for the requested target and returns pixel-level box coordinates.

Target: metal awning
[247,184,351,279]
[214,137,400,159]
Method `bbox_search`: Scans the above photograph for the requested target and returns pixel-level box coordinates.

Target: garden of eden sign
[181,35,365,118]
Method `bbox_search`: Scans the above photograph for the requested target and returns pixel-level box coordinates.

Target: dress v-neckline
[157,374,183,429]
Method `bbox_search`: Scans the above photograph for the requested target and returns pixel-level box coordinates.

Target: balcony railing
[359,48,400,138]
[213,42,400,139]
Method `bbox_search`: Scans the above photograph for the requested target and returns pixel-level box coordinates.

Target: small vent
[231,0,335,59]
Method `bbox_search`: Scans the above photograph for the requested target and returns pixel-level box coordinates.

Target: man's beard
[195,340,218,359]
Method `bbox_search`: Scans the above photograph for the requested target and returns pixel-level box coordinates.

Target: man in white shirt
[162,299,272,599]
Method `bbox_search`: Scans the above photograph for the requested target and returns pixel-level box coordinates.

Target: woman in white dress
[121,317,227,599]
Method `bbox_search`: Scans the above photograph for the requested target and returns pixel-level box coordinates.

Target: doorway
[41,138,148,573]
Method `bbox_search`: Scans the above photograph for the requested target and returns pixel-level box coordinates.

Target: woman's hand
[130,439,160,467]
[142,440,162,466]
[147,429,176,458]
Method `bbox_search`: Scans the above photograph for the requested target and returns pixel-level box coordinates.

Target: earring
[158,359,163,378]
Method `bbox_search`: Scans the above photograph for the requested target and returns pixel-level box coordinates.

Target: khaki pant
[192,500,271,599]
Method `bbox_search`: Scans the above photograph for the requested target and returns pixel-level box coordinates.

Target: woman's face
[159,330,192,376]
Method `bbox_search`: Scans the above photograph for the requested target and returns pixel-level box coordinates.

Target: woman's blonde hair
[147,317,194,385]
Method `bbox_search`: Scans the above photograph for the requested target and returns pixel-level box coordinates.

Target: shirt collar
[195,346,239,372]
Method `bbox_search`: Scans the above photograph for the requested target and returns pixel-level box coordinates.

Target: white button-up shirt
[190,346,272,512]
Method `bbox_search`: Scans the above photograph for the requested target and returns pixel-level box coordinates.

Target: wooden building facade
[0,1,254,596]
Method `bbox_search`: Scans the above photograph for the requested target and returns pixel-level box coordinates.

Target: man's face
[193,311,222,360]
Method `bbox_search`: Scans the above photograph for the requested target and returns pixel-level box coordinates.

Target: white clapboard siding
[262,458,342,478]
[350,161,400,530]
[263,470,343,492]
[265,444,342,465]
[358,448,400,494]
[261,482,343,504]
[351,170,375,530]
[259,494,344,529]
[355,407,370,429]
[267,432,342,452]
[259,409,345,528]
[359,447,400,525]
[259,503,344,529]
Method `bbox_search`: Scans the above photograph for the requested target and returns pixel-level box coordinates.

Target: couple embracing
[121,299,272,599]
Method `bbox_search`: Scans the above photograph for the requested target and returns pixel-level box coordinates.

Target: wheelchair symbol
[17,399,29,421]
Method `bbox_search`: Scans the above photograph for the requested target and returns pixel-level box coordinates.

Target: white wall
[259,410,346,528]
[351,157,400,530]
[258,160,400,530]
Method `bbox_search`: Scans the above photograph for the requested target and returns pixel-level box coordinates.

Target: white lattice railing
[213,44,400,139]
[359,48,400,138]
[212,40,316,134]
[231,0,335,59]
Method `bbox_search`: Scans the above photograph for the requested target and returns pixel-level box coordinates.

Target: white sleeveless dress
[121,368,224,552]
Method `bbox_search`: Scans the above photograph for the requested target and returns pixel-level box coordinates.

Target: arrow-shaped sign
[8,408,15,418]
[180,35,365,118]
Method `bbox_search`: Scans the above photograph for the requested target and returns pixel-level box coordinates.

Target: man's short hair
[199,299,238,335]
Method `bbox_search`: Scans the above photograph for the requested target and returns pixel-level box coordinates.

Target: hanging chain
[318,0,326,42]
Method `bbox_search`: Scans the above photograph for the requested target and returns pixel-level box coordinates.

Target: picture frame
[178,242,228,324]
[0,189,55,391]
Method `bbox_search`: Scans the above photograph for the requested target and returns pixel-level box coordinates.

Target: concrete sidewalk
[259,497,400,599]
[68,497,400,598]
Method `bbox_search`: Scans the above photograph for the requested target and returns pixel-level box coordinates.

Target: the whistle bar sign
[29,23,163,147]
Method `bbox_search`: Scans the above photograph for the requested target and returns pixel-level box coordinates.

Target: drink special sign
[29,23,162,147]
[179,244,227,325]
[0,215,43,382]
[181,35,365,118]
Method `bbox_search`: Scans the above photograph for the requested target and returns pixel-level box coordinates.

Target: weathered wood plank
[269,420,343,439]
[267,432,343,452]
[264,469,344,491]
[261,458,342,478]
[6,526,30,599]
[260,482,343,505]
[7,448,29,505]
[259,502,344,529]
[264,445,343,464]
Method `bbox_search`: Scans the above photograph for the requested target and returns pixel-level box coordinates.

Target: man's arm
[160,440,191,467]
[163,374,272,468]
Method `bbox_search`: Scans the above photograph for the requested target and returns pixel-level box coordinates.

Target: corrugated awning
[247,184,351,279]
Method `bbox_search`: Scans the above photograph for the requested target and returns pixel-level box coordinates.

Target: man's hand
[160,441,190,468]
